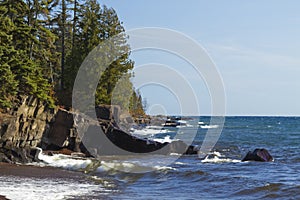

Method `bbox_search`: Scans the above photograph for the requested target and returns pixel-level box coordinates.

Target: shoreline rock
[0,96,198,164]
[242,148,273,162]
[0,195,9,200]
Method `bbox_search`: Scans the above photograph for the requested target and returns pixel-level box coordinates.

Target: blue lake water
[1,116,299,199]
[104,116,300,199]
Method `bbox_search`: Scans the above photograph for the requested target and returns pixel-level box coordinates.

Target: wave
[32,148,178,174]
[0,173,106,200]
[97,161,153,173]
[152,135,178,143]
[200,125,219,129]
[37,150,93,171]
[97,158,178,174]
[201,151,241,163]
[130,126,171,136]
[235,183,284,198]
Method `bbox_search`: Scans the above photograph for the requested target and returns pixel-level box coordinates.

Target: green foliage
[0,0,55,108]
[64,1,136,111]
[0,7,19,107]
[0,0,145,114]
[129,90,146,117]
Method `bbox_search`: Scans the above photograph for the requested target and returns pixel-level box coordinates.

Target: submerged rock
[242,148,273,162]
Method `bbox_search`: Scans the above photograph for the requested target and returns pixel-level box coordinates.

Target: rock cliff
[0,96,198,163]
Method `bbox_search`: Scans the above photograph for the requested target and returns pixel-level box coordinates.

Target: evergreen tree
[25,0,60,85]
[0,0,145,114]
[65,1,134,108]
[48,0,73,91]
[0,0,54,108]
[129,90,146,117]
[95,5,134,105]
[0,10,18,107]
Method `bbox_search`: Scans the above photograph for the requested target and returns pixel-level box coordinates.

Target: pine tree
[0,9,18,107]
[0,0,54,108]
[25,0,60,84]
[95,5,134,105]
[129,90,146,117]
[0,0,145,114]
[64,1,137,112]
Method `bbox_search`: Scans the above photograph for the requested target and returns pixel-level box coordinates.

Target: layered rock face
[0,96,56,163]
[0,96,198,163]
[0,96,55,149]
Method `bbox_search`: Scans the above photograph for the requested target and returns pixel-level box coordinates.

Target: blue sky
[100,0,300,116]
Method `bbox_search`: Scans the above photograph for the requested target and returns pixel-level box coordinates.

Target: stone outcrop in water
[0,96,198,163]
[242,148,273,162]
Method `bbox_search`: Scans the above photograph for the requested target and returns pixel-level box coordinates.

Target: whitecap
[152,135,178,143]
[37,152,92,171]
[0,176,105,200]
[201,155,241,163]
[200,125,219,129]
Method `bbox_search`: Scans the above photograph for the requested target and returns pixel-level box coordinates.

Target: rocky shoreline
[0,195,8,200]
[0,96,198,164]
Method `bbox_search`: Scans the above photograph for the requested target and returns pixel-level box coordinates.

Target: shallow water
[1,116,299,199]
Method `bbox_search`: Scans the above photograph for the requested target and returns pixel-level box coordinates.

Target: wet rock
[95,105,120,122]
[242,148,273,162]
[1,97,198,163]
[82,125,199,156]
[0,195,9,200]
[0,147,41,163]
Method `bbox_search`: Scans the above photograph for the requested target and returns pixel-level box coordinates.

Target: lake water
[1,116,299,199]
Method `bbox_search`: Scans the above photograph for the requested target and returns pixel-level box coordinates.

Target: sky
[100,0,300,116]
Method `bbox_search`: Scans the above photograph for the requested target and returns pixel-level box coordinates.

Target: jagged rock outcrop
[0,96,56,149]
[0,96,198,163]
[0,96,56,163]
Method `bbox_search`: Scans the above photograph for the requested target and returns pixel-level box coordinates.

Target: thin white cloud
[206,43,300,70]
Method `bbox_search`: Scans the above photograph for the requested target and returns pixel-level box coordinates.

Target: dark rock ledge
[0,96,198,164]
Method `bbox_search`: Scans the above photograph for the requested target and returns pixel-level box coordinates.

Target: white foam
[200,125,219,129]
[176,124,194,128]
[201,155,241,163]
[174,161,187,165]
[152,135,178,143]
[97,157,178,173]
[131,126,170,136]
[153,166,177,171]
[37,150,92,171]
[211,151,222,157]
[170,153,181,156]
[0,176,104,200]
[97,161,143,173]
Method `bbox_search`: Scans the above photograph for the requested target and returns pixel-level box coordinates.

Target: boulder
[0,195,9,200]
[242,148,273,162]
[82,125,198,156]
[95,105,120,122]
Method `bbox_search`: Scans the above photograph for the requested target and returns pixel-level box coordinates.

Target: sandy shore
[0,162,85,179]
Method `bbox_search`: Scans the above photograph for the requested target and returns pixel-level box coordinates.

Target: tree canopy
[0,0,145,116]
